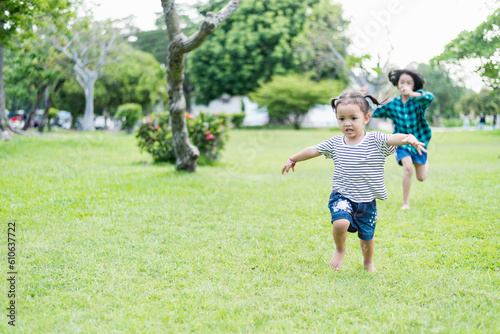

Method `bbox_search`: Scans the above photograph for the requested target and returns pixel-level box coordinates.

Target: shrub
[441,118,463,128]
[116,103,143,133]
[230,113,245,128]
[137,111,228,165]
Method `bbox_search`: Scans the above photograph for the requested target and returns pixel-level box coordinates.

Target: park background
[1,0,500,332]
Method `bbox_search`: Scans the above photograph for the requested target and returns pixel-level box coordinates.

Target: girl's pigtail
[365,95,388,106]
[330,98,338,112]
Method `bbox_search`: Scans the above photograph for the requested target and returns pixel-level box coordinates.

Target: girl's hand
[402,134,428,155]
[282,158,296,175]
[400,87,412,96]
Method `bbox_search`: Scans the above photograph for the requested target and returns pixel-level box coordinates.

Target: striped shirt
[371,89,434,155]
[316,132,396,203]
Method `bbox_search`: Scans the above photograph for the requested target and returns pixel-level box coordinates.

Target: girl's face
[336,103,370,142]
[398,73,415,95]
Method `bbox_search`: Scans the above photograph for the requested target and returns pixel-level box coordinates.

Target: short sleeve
[316,137,336,159]
[373,132,396,157]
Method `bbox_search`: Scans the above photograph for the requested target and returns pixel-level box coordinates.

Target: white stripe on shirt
[316,131,396,202]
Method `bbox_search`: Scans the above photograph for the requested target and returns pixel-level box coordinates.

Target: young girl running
[281,91,427,272]
[371,69,435,210]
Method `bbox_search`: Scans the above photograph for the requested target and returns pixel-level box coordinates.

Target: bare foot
[401,203,410,210]
[364,262,377,273]
[330,250,345,271]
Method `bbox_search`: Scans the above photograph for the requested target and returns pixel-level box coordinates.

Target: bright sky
[91,0,497,91]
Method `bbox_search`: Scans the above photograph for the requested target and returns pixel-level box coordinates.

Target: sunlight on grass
[0,129,499,333]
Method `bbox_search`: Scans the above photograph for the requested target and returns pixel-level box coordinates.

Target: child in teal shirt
[371,69,435,210]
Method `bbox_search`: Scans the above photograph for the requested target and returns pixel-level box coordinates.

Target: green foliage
[249,74,344,129]
[187,0,321,105]
[0,0,74,48]
[441,118,463,128]
[230,112,246,128]
[48,107,59,120]
[116,103,142,132]
[99,46,166,114]
[4,32,71,111]
[416,63,469,124]
[455,89,500,116]
[433,7,500,88]
[54,45,166,119]
[131,11,198,65]
[131,29,170,65]
[137,111,228,164]
[291,0,350,82]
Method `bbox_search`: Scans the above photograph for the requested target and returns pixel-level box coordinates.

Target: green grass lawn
[1,129,499,333]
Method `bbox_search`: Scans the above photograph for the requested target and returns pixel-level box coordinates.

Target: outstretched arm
[282,146,321,174]
[387,134,428,155]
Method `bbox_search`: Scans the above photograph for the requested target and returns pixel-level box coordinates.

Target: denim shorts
[396,147,428,166]
[328,191,377,241]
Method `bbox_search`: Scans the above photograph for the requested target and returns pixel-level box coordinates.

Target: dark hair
[388,69,425,91]
[330,90,386,115]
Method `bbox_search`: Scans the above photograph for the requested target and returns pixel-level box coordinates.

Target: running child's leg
[330,219,350,270]
[401,156,414,210]
[360,239,376,272]
[415,161,428,182]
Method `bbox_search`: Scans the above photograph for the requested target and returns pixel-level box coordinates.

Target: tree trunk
[0,44,6,133]
[38,79,65,133]
[162,0,241,172]
[82,77,96,131]
[103,106,109,130]
[167,46,200,171]
[22,86,46,131]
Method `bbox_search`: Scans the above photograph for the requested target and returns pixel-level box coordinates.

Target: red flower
[154,125,159,130]
[204,130,211,135]
[206,134,214,140]
[185,113,194,119]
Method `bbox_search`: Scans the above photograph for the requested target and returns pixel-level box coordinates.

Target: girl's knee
[332,219,350,230]
[417,174,427,182]
[403,165,414,177]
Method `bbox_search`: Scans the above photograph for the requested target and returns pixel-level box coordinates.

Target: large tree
[186,0,320,105]
[161,0,241,172]
[53,17,122,131]
[433,7,500,88]
[0,0,73,136]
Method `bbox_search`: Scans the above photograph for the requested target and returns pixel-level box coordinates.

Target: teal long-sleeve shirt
[372,89,435,154]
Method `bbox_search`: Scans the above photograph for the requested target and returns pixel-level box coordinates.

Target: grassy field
[0,128,499,333]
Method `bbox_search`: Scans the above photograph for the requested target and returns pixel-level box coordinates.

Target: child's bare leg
[415,161,428,182]
[360,239,376,272]
[330,219,350,270]
[401,157,413,209]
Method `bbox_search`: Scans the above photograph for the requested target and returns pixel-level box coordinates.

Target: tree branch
[182,0,241,53]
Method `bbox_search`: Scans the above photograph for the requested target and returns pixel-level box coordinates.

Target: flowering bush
[137,111,228,165]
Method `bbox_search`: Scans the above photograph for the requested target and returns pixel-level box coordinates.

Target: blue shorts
[396,147,427,166]
[328,192,377,241]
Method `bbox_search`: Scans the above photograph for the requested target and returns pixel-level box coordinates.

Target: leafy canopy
[187,0,322,105]
[433,7,500,88]
[249,74,344,128]
[0,0,74,47]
